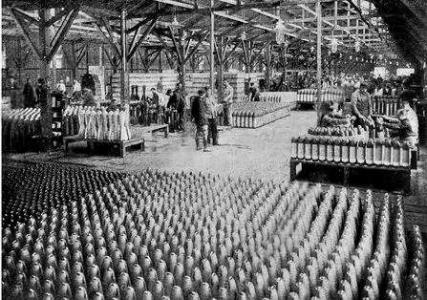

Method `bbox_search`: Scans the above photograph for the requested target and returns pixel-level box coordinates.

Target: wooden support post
[120,8,129,103]
[242,40,251,73]
[265,43,271,90]
[316,0,322,125]
[86,44,89,73]
[283,44,287,81]
[217,36,224,101]
[177,61,186,90]
[166,28,186,89]
[210,0,215,92]
[38,9,49,80]
[39,8,52,145]
[99,45,103,66]
[158,49,163,72]
[71,42,77,81]
[52,48,57,85]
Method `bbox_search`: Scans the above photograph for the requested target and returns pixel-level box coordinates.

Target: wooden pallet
[290,158,411,194]
[64,135,144,157]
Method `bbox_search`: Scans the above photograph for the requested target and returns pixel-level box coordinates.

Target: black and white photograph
[1,0,426,299]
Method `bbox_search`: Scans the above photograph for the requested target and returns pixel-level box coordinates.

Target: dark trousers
[208,118,218,145]
[223,104,233,126]
[195,124,208,150]
[178,111,185,131]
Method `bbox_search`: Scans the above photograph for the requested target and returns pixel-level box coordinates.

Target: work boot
[212,133,218,146]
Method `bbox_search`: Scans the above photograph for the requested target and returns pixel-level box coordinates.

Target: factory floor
[5,110,317,181]
[3,110,427,232]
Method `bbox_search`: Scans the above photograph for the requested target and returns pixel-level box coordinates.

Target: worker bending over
[319,101,351,127]
[383,97,419,148]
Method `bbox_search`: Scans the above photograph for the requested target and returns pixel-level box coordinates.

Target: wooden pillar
[158,49,163,73]
[210,0,215,92]
[316,0,322,124]
[38,8,53,145]
[177,62,186,89]
[39,9,49,81]
[86,44,89,73]
[120,8,129,102]
[51,49,57,84]
[16,39,23,85]
[283,44,287,82]
[71,42,77,82]
[265,43,272,90]
[217,37,224,101]
[99,44,103,66]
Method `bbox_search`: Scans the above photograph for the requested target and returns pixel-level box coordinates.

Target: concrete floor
[5,110,318,182]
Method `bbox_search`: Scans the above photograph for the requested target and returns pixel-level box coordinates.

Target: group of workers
[108,80,234,148]
[20,75,97,108]
[320,81,419,148]
[190,81,234,152]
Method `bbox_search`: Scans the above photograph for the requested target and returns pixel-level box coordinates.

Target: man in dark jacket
[191,89,209,151]
[81,73,96,94]
[23,78,37,108]
[175,83,186,131]
[36,78,47,106]
[167,87,178,131]
[351,81,374,127]
[150,88,160,107]
[82,88,96,107]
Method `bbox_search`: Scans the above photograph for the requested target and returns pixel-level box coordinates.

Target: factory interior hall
[2,0,427,299]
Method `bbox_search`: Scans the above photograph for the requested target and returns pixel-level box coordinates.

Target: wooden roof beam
[298,4,361,43]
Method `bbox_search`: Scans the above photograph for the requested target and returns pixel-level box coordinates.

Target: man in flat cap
[351,81,374,127]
